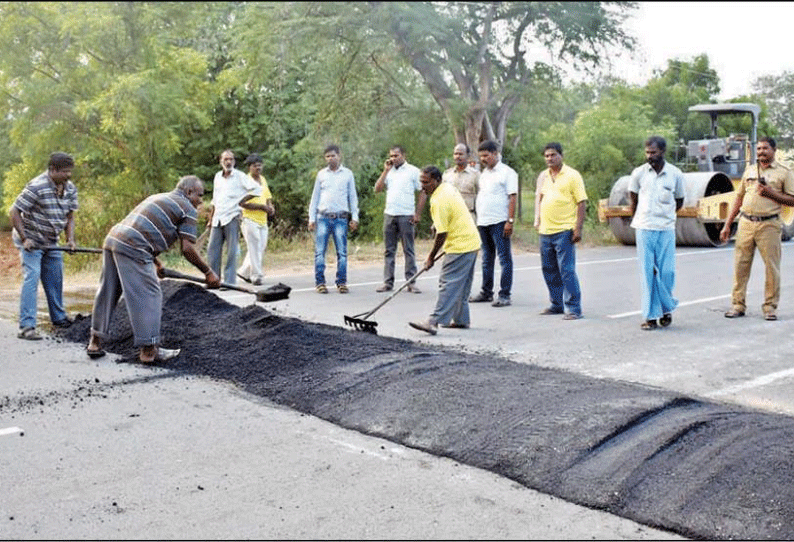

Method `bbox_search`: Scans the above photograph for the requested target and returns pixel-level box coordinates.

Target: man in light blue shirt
[374,145,426,293]
[629,135,685,330]
[308,144,359,293]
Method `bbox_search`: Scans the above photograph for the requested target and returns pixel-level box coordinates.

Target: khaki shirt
[738,160,794,217]
[442,165,479,215]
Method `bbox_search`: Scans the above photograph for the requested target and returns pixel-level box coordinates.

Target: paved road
[243,241,794,416]
[7,239,794,539]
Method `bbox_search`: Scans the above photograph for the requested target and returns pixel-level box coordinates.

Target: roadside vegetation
[0,2,792,273]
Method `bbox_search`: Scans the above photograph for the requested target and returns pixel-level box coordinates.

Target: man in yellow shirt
[237,153,275,286]
[409,165,480,335]
[536,143,587,320]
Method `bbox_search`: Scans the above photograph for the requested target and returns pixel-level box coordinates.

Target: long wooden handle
[41,245,103,254]
[359,251,445,320]
[159,268,255,294]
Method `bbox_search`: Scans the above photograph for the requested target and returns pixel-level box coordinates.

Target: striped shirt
[12,172,79,245]
[104,190,197,263]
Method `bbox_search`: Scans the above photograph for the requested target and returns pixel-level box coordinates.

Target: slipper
[563,313,583,320]
[140,347,181,364]
[17,327,43,341]
[765,313,778,321]
[640,319,658,330]
[86,347,106,359]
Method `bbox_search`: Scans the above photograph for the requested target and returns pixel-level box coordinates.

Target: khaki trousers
[731,217,781,314]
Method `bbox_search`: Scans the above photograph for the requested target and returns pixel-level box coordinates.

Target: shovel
[160,268,291,302]
[344,252,444,334]
[41,245,104,254]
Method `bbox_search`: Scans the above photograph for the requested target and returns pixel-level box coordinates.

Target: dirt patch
[54,280,794,541]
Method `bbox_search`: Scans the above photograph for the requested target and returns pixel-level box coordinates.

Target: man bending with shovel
[86,176,220,363]
[409,165,480,335]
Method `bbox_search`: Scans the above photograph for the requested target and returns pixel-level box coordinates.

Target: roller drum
[608,172,734,247]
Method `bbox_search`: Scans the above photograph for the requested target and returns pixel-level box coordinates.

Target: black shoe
[53,317,73,329]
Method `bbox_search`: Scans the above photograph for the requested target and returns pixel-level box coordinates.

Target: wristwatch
[507,218,514,223]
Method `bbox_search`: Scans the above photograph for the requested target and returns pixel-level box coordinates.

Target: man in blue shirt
[308,145,360,293]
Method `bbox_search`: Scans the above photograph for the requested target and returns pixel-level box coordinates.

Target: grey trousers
[91,250,162,347]
[430,251,478,326]
[207,215,241,285]
[383,214,417,287]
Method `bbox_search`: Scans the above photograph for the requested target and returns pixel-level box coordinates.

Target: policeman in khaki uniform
[720,137,794,321]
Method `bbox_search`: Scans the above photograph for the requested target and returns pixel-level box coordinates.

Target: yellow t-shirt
[241,176,273,226]
[538,164,587,235]
[430,182,481,254]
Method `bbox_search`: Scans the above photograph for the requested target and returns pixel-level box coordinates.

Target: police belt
[741,212,779,222]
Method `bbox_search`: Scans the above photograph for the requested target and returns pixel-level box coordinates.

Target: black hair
[478,140,499,153]
[645,136,667,152]
[48,152,75,171]
[544,142,563,156]
[421,165,442,181]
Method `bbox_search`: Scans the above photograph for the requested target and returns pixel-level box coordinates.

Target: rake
[344,252,444,334]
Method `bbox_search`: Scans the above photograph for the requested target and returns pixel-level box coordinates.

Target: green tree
[0,2,221,245]
[378,1,637,149]
[753,72,794,147]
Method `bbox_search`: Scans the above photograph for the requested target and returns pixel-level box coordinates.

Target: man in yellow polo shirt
[535,142,587,320]
[237,153,275,286]
[409,165,480,335]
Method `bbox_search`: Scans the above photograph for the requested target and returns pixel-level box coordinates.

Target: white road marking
[705,367,794,398]
[607,294,732,319]
[234,246,740,295]
[0,426,23,437]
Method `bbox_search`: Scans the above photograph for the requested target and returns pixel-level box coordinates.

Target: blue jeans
[314,217,348,286]
[207,216,241,285]
[635,228,678,320]
[476,221,513,299]
[18,247,68,329]
[540,230,582,315]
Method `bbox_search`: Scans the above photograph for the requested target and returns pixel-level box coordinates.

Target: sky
[606,2,794,100]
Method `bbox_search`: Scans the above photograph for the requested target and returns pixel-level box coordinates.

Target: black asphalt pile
[62,281,794,540]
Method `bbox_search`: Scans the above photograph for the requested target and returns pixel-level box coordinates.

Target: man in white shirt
[206,149,262,285]
[470,140,518,307]
[374,145,426,293]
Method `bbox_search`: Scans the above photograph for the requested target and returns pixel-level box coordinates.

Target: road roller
[598,103,794,246]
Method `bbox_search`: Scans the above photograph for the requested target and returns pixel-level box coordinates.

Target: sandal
[86,347,106,359]
[316,284,328,294]
[659,313,672,327]
[640,319,658,330]
[17,327,43,341]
